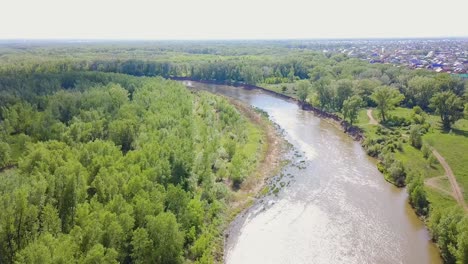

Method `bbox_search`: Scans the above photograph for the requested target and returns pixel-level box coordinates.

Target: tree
[14,238,52,264]
[15,234,78,264]
[146,212,184,264]
[410,185,429,215]
[333,79,353,111]
[371,86,404,122]
[429,207,465,263]
[287,66,295,82]
[409,125,423,149]
[108,119,138,152]
[465,103,468,119]
[457,218,468,264]
[181,196,205,242]
[315,79,333,111]
[81,243,118,264]
[165,185,189,218]
[342,95,363,125]
[0,72,267,263]
[353,79,380,107]
[407,76,437,110]
[407,175,429,216]
[131,228,152,264]
[0,142,11,168]
[2,102,36,135]
[40,204,62,235]
[430,91,464,130]
[388,160,406,187]
[48,90,81,124]
[296,80,310,103]
[434,73,466,96]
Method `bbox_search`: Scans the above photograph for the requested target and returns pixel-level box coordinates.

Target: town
[291,38,468,75]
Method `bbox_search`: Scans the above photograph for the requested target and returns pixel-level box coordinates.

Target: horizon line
[1,36,468,43]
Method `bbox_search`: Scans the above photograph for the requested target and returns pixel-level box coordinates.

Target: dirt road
[367,109,378,125]
[431,148,467,211]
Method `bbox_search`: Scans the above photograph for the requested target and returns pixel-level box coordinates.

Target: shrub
[428,154,438,167]
[382,115,411,127]
[409,125,423,149]
[388,161,406,186]
[413,106,423,115]
[422,144,431,159]
[406,173,429,216]
[0,142,11,168]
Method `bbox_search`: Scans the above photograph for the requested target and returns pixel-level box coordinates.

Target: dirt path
[431,148,468,211]
[424,176,455,198]
[367,109,378,125]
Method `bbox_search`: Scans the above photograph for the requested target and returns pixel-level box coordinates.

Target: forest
[0,41,467,263]
[0,71,265,263]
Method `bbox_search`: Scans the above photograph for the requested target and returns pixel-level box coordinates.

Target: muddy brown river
[183,81,441,264]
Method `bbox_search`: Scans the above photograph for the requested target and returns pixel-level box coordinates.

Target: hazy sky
[1,0,467,39]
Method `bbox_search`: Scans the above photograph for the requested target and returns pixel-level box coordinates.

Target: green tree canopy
[371,86,404,122]
[296,80,310,103]
[430,91,464,129]
[342,95,363,125]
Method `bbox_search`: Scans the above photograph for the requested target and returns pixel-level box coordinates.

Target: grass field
[426,187,458,209]
[424,122,468,202]
[356,106,467,208]
[260,82,299,98]
[394,144,444,179]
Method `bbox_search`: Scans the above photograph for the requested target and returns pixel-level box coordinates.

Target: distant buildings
[340,39,468,74]
[294,39,468,74]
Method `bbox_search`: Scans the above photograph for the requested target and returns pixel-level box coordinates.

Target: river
[182,81,441,264]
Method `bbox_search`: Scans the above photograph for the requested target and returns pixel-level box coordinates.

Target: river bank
[184,80,441,264]
[223,97,288,217]
[173,77,365,141]
[190,90,289,262]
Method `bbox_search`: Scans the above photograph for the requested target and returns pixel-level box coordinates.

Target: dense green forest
[0,72,265,263]
[0,41,467,263]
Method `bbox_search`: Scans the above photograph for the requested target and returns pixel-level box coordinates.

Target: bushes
[406,172,429,216]
[387,161,406,186]
[381,115,411,127]
[378,153,406,186]
[420,143,438,167]
[428,207,468,264]
[409,125,423,149]
[422,144,431,159]
[362,127,404,157]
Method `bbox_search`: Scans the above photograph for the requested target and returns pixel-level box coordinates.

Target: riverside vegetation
[0,41,467,263]
[0,72,269,263]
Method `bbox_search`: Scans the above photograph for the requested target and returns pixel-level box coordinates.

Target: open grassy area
[388,107,413,120]
[357,109,382,132]
[389,107,441,127]
[357,109,370,125]
[424,121,468,202]
[394,144,444,179]
[355,106,466,208]
[426,187,458,209]
[260,82,299,98]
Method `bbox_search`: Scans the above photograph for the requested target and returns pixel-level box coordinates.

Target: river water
[182,81,441,264]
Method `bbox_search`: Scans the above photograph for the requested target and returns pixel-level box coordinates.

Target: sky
[1,0,467,40]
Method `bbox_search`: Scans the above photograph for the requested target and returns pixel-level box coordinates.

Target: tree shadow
[439,127,468,138]
[450,128,468,137]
